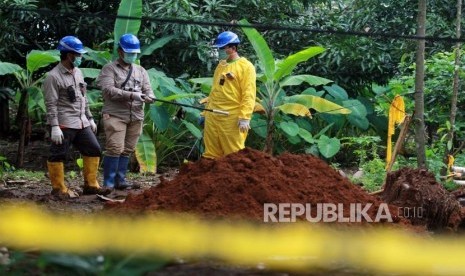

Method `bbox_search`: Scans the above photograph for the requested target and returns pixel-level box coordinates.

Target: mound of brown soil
[382,167,462,231]
[108,148,405,226]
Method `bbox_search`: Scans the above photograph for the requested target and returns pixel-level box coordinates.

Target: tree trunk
[15,88,30,168]
[441,0,462,175]
[16,117,30,168]
[15,89,27,126]
[0,99,9,138]
[414,0,427,168]
[264,115,275,155]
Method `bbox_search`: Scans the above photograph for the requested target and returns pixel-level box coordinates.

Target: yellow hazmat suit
[203,58,256,158]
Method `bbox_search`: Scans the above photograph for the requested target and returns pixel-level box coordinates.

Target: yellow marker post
[386,95,406,170]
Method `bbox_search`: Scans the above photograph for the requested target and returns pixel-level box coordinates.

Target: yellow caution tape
[386,95,406,168]
[1,204,465,275]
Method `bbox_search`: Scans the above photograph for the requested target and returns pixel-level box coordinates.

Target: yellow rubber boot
[82,156,111,195]
[47,161,68,194]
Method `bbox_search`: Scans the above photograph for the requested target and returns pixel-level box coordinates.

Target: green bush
[359,157,386,192]
[0,155,12,180]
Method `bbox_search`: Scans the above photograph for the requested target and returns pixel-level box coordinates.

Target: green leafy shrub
[0,155,12,179]
[342,136,386,192]
[359,157,386,192]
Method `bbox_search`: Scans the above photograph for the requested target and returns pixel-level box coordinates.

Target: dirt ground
[0,139,366,275]
[2,138,465,275]
[0,169,169,213]
[0,138,167,212]
[0,168,366,275]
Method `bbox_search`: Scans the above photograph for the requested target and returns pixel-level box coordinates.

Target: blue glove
[198,116,205,127]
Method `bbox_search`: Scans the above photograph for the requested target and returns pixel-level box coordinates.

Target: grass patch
[2,169,45,182]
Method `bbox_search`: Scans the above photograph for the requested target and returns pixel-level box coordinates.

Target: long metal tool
[150,98,229,116]
[86,85,229,116]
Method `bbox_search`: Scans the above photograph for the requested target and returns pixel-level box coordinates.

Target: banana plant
[136,69,205,173]
[112,0,142,59]
[239,19,351,155]
[0,51,59,120]
[0,50,60,167]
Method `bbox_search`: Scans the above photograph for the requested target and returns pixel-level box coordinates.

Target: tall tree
[414,0,427,168]
[442,0,463,173]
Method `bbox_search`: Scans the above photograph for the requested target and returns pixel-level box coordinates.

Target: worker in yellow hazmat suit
[202,31,256,159]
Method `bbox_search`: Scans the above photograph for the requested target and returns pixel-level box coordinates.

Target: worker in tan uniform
[201,31,256,158]
[97,34,155,190]
[43,36,111,197]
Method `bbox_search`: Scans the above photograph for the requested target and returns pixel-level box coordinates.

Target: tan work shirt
[43,62,92,129]
[97,60,154,121]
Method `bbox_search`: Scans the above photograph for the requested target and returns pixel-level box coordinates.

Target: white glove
[89,119,97,133]
[131,92,145,102]
[51,126,64,145]
[238,119,250,133]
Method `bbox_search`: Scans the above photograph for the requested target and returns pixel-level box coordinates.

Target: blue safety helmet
[119,34,141,53]
[57,36,87,54]
[212,31,240,48]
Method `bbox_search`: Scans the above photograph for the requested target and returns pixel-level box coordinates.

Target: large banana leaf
[286,95,351,115]
[239,19,275,82]
[135,131,156,173]
[140,35,177,58]
[27,86,46,118]
[26,50,59,73]
[280,75,333,87]
[80,68,101,79]
[302,87,323,96]
[147,68,178,93]
[85,49,112,66]
[149,104,170,131]
[0,62,22,75]
[113,0,142,58]
[277,103,311,117]
[274,46,325,81]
